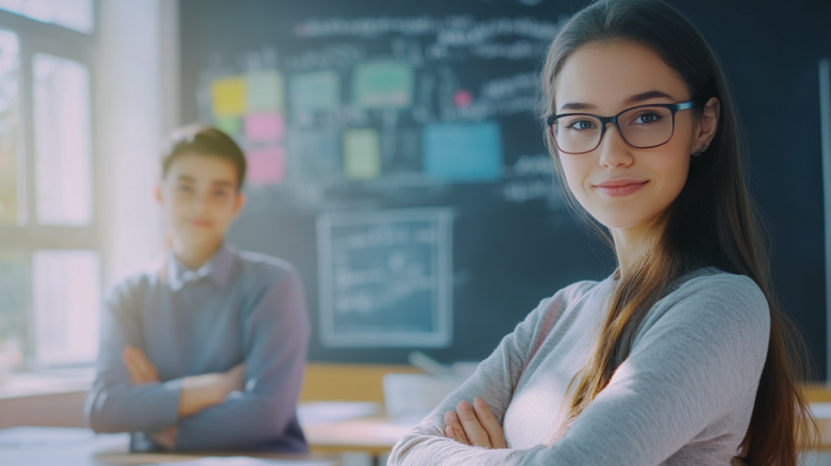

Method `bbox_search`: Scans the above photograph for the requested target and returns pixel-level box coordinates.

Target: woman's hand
[444,397,507,449]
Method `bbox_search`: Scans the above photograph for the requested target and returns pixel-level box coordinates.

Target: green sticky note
[290,71,340,114]
[353,61,413,109]
[215,116,241,136]
[211,77,246,117]
[343,128,380,180]
[245,71,284,112]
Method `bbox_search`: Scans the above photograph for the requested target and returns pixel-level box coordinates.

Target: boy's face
[156,152,245,251]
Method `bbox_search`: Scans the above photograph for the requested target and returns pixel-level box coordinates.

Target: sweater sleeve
[388,285,577,466]
[390,274,770,466]
[84,278,182,433]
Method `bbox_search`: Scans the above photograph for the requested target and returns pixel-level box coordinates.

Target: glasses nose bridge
[597,114,624,143]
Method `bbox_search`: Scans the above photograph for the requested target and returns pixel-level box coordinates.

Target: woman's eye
[213,190,228,198]
[177,185,193,193]
[568,120,596,130]
[634,112,662,124]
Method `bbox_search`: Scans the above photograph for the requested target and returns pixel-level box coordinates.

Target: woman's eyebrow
[558,90,676,112]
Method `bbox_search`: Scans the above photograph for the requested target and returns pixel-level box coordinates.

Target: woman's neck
[610,222,655,280]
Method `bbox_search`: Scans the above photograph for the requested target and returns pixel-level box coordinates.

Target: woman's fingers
[455,400,491,447]
[473,397,507,448]
[444,410,469,445]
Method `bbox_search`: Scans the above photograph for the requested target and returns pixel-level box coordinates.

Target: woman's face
[553,41,715,231]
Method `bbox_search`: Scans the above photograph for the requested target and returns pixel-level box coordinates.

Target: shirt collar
[165,244,236,292]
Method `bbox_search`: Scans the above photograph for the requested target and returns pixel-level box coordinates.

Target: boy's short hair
[161,124,247,190]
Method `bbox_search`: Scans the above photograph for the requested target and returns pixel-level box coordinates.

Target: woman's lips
[593,179,648,197]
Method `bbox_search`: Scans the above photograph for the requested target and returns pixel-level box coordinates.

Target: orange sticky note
[211,77,246,117]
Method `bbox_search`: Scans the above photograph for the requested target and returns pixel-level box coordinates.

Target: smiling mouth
[593,180,648,197]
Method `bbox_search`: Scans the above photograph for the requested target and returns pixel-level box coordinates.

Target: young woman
[85,126,309,453]
[388,0,816,464]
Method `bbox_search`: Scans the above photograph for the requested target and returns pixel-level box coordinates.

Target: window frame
[0,4,102,369]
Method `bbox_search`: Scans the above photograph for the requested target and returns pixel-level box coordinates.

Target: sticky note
[290,71,340,114]
[353,61,413,108]
[244,112,284,142]
[245,71,284,112]
[210,77,246,117]
[343,129,380,180]
[215,117,241,136]
[246,146,285,186]
[423,122,502,182]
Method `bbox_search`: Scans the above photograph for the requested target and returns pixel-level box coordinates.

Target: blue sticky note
[423,122,502,181]
[290,71,340,114]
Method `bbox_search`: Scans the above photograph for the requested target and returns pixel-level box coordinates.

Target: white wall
[95,0,179,286]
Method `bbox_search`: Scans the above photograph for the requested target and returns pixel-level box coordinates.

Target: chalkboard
[317,208,453,347]
[180,0,831,377]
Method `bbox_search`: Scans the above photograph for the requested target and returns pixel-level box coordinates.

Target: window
[0,4,99,369]
[0,0,93,34]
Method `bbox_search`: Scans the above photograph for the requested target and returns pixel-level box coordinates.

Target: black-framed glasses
[545,99,705,155]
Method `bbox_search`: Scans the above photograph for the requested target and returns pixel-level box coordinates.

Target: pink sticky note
[453,89,473,108]
[244,112,285,142]
[246,146,285,185]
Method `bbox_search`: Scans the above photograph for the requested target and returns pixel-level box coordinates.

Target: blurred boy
[85,125,309,452]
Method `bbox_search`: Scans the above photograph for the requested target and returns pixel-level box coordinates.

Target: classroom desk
[0,429,341,466]
[303,415,417,457]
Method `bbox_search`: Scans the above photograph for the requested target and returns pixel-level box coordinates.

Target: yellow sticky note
[211,77,246,117]
[343,129,380,180]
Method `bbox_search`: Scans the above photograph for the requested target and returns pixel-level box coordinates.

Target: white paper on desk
[297,401,381,423]
[810,402,831,418]
[158,458,334,466]
[0,426,98,447]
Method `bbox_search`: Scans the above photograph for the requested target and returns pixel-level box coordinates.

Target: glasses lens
[618,106,674,148]
[552,114,602,154]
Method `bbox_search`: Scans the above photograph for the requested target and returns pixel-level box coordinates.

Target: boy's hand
[150,426,178,450]
[444,397,507,449]
[122,346,160,384]
[178,362,246,417]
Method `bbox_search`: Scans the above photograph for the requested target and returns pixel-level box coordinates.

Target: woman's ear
[155,183,163,205]
[693,97,720,154]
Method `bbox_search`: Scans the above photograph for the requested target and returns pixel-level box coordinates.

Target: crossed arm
[120,346,245,449]
[86,271,310,451]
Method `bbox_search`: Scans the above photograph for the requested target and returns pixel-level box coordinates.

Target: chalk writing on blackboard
[317,208,453,347]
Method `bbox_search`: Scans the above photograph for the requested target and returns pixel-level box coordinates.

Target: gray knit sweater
[388,268,770,465]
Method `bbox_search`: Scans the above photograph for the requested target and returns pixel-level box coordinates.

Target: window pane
[0,29,21,225]
[0,0,94,33]
[32,250,100,366]
[33,54,92,226]
[0,252,28,369]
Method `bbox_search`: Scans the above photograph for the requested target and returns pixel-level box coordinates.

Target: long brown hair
[539,0,818,464]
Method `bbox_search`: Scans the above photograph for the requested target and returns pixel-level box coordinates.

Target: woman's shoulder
[662,268,770,331]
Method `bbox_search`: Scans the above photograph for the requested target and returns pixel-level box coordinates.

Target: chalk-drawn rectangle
[423,122,502,182]
[353,61,414,109]
[317,208,453,348]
